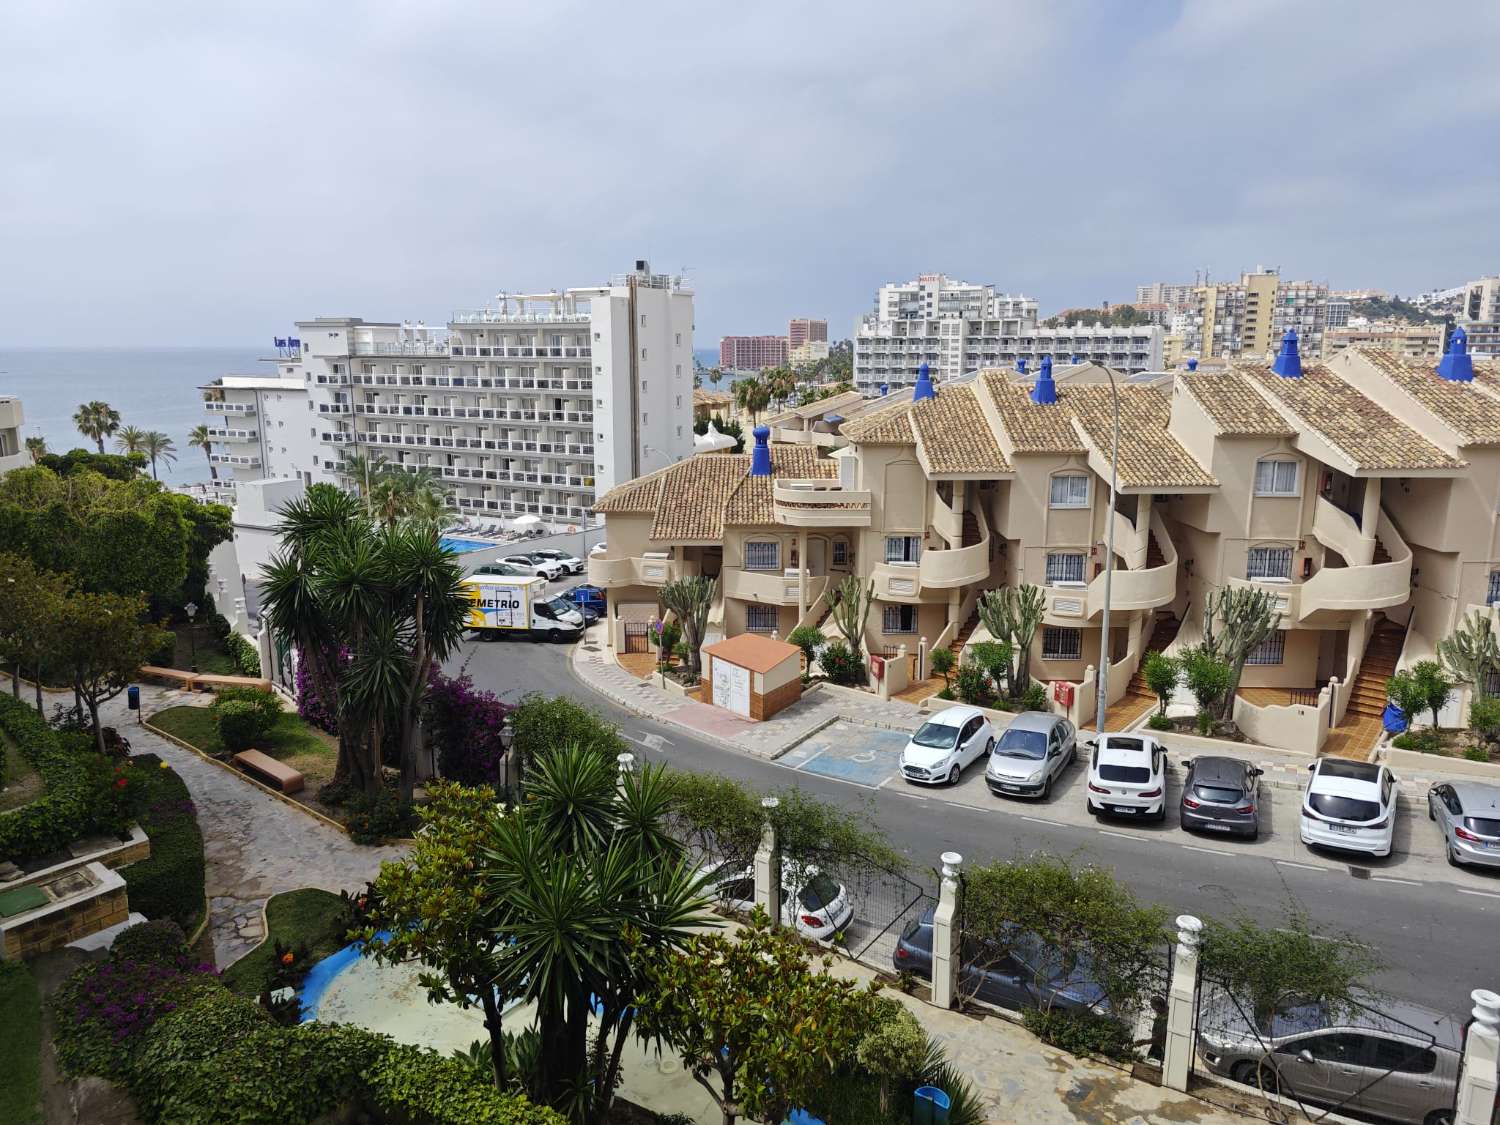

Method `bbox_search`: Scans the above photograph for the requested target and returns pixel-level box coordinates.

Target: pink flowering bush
[294,645,344,734]
[424,667,513,785]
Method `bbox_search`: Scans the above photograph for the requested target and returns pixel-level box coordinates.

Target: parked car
[589,540,607,556]
[701,861,854,941]
[900,705,995,786]
[1427,780,1500,869]
[500,554,565,581]
[1180,756,1263,840]
[985,711,1076,799]
[1300,758,1397,859]
[893,908,1106,1013]
[566,584,608,623]
[1085,733,1167,821]
[473,561,533,578]
[1196,991,1465,1125]
[530,548,586,575]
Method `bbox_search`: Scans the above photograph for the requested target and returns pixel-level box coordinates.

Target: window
[745,541,780,571]
[1042,627,1082,660]
[675,395,682,408]
[832,540,848,566]
[1245,632,1285,665]
[1246,545,1293,580]
[883,605,918,633]
[885,535,922,564]
[675,332,682,346]
[746,605,777,633]
[1488,569,1500,605]
[1254,458,1299,496]
[1049,473,1090,508]
[1046,552,1087,585]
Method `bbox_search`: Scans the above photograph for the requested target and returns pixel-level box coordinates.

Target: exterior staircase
[1345,619,1405,719]
[961,511,981,548]
[1123,614,1181,699]
[1372,538,1392,565]
[1145,533,1166,569]
[947,609,981,655]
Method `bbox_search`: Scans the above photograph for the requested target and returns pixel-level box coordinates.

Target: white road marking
[1018,816,1052,825]
[1275,860,1325,872]
[1371,876,1421,886]
[791,745,830,770]
[1098,830,1141,841]
[876,776,894,790]
[1181,845,1236,857]
[1457,888,1500,900]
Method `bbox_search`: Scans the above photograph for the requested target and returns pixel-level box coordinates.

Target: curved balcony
[586,554,682,588]
[919,512,991,589]
[872,562,923,601]
[1298,509,1411,619]
[1087,510,1178,615]
[772,480,872,527]
[722,568,828,607]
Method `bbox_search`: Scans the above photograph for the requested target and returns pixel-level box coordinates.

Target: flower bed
[119,754,206,933]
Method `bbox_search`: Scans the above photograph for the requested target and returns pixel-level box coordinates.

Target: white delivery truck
[462,575,585,641]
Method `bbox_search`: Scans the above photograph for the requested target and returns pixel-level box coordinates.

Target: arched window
[1254,458,1299,497]
[744,540,780,571]
[1049,473,1090,508]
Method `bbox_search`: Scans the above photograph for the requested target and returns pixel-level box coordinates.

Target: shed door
[712,659,751,717]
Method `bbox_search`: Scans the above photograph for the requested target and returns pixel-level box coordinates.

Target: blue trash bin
[127,685,140,711]
[913,1085,951,1125]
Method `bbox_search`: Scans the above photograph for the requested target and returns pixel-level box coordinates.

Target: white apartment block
[1180,269,1331,360]
[1134,281,1198,311]
[855,274,1160,389]
[0,397,28,474]
[199,261,694,527]
[1459,276,1500,357]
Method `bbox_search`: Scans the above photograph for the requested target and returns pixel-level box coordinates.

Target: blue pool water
[439,536,494,554]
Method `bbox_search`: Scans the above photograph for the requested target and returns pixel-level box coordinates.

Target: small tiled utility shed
[701,633,802,721]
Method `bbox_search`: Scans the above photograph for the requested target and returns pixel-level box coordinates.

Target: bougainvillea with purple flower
[294,644,346,734]
[423,667,513,785]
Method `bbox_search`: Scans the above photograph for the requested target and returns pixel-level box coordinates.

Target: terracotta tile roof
[983,374,1086,453]
[839,394,916,443]
[1357,348,1500,446]
[1243,363,1464,472]
[592,463,670,513]
[908,385,1012,474]
[724,445,835,527]
[1177,371,1294,436]
[704,631,800,674]
[782,389,865,420]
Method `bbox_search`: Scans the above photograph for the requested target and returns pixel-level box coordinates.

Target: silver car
[1197,992,1464,1125]
[1428,780,1500,869]
[985,712,1076,799]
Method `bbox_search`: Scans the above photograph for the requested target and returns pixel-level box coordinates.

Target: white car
[530,548,585,575]
[501,554,564,581]
[1300,758,1396,858]
[589,540,607,556]
[701,862,855,941]
[900,706,995,786]
[1085,733,1167,821]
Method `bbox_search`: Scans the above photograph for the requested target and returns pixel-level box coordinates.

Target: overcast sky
[3,0,1497,347]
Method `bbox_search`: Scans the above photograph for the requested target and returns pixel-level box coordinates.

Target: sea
[0,347,265,486]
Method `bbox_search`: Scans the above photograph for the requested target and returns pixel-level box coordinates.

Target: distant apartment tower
[1323,322,1445,361]
[0,397,27,474]
[201,260,695,526]
[1459,276,1500,356]
[1325,296,1352,328]
[719,335,789,372]
[788,318,828,350]
[854,273,1160,389]
[1134,282,1198,312]
[1184,269,1329,359]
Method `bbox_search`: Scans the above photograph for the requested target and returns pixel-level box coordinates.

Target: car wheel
[1424,1109,1455,1125]
[1087,800,1100,816]
[1448,844,1462,868]
[1154,803,1167,823]
[1428,801,1435,821]
[1231,1060,1280,1095]
[1040,773,1052,801]
[948,765,960,785]
[1246,827,1259,842]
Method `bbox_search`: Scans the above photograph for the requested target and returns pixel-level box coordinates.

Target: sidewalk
[570,622,922,758]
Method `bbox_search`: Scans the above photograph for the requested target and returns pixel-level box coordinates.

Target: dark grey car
[1180,756,1262,839]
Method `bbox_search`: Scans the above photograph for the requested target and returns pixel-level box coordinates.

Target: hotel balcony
[722,567,829,607]
[318,402,351,415]
[771,480,872,527]
[205,427,257,442]
[209,453,261,467]
[587,553,686,588]
[204,400,256,415]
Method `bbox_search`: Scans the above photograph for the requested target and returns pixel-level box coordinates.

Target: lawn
[168,623,236,676]
[149,704,337,791]
[0,736,45,813]
[221,887,350,997]
[0,961,42,1125]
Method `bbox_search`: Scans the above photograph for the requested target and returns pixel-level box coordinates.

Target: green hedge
[366,1042,566,1125]
[224,633,261,677]
[0,697,128,862]
[119,755,205,931]
[0,961,42,1125]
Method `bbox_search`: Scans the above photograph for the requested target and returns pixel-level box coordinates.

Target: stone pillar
[753,797,781,926]
[1360,478,1382,541]
[1163,914,1203,1092]
[1136,493,1153,559]
[1457,989,1500,1125]
[797,530,808,621]
[615,752,634,800]
[917,635,928,682]
[931,852,963,1010]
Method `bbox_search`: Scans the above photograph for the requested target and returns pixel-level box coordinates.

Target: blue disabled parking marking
[783,723,909,787]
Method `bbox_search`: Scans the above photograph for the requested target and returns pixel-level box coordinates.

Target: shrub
[1147,713,1173,731]
[1181,646,1233,718]
[854,1000,929,1115]
[223,633,261,677]
[1141,650,1179,716]
[1019,681,1048,713]
[1022,1007,1137,1062]
[365,1041,564,1124]
[818,639,865,686]
[929,646,955,687]
[1392,730,1441,754]
[954,664,992,706]
[111,920,188,966]
[935,687,954,701]
[787,625,823,670]
[213,700,262,753]
[1464,746,1490,762]
[346,788,416,845]
[425,668,512,785]
[205,613,232,641]
[148,630,177,667]
[970,640,1011,696]
[119,755,205,930]
[294,645,342,734]
[1470,696,1500,745]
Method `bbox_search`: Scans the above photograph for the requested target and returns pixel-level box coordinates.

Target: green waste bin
[912,1085,950,1125]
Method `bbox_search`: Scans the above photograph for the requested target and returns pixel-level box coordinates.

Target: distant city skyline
[2,2,1497,348]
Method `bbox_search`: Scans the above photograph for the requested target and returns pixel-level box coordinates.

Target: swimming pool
[439,536,495,554]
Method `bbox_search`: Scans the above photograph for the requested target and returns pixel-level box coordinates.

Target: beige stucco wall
[761,652,801,694]
[1236,627,1321,689]
[869,599,947,650]
[722,598,797,638]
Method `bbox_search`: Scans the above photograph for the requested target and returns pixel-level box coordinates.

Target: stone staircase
[1345,619,1405,719]
[961,511,982,548]
[1372,537,1392,566]
[1124,614,1182,698]
[947,609,981,655]
[1145,533,1166,569]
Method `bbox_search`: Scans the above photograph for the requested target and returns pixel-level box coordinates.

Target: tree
[856,1000,932,1117]
[708,366,724,387]
[0,552,74,708]
[24,435,46,464]
[73,401,121,454]
[786,624,823,673]
[507,694,619,801]
[733,377,770,424]
[1141,651,1179,717]
[1438,610,1500,701]
[929,645,956,689]
[48,589,168,753]
[1411,659,1452,729]
[1385,667,1427,729]
[1202,586,1278,718]
[659,575,716,680]
[339,450,391,510]
[1181,646,1233,733]
[479,745,712,1120]
[115,425,147,455]
[630,909,879,1125]
[187,424,216,481]
[977,585,1045,699]
[368,465,452,531]
[141,432,177,480]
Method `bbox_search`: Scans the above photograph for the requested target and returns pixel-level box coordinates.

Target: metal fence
[1191,978,1460,1125]
[815,849,936,970]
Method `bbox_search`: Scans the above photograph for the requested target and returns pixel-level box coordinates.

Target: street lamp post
[1096,368,1120,741]
[184,601,199,673]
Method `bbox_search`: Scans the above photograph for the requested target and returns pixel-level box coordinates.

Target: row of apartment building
[719,318,830,373]
[198,261,696,528]
[588,330,1500,754]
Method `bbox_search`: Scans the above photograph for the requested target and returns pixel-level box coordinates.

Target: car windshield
[1194,785,1243,804]
[912,722,960,749]
[1099,764,1150,783]
[1308,793,1381,822]
[996,728,1047,759]
[798,874,841,911]
[1465,817,1500,837]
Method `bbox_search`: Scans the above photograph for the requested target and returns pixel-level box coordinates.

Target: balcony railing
[209,453,261,466]
[587,554,687,588]
[722,568,828,606]
[204,401,256,414]
[206,428,258,442]
[771,480,872,527]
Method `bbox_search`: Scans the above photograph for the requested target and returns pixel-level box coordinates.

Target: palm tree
[187,424,216,480]
[114,426,147,455]
[733,377,770,424]
[140,432,176,480]
[74,401,121,454]
[24,435,46,464]
[368,465,451,530]
[339,449,390,511]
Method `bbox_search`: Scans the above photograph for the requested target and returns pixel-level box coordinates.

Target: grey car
[1196,991,1464,1125]
[1180,756,1263,840]
[985,712,1076,799]
[1427,780,1500,869]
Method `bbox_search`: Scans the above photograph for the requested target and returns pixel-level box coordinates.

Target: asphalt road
[443,630,1498,1017]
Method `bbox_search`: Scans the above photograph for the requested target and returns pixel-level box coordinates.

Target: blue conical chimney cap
[1016,357,1028,375]
[1436,326,1475,382]
[1186,358,1199,372]
[749,425,772,477]
[1271,329,1303,378]
[1030,355,1058,405]
[912,361,935,402]
[879,382,890,397]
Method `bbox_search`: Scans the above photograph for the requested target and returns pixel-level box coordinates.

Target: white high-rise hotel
[202,261,695,527]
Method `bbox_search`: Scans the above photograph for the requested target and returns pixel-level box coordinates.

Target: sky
[2,0,1498,347]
